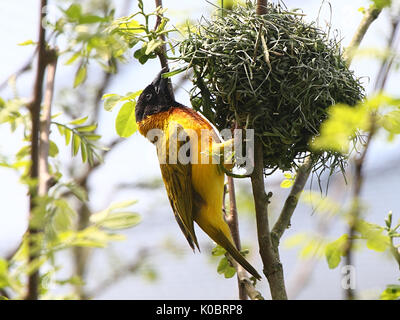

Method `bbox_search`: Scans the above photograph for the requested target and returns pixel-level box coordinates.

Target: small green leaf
[145,39,162,55]
[280,179,293,189]
[69,116,88,125]
[49,140,59,157]
[120,90,143,101]
[18,40,36,46]
[65,52,80,65]
[161,67,187,78]
[73,65,87,88]
[97,212,141,230]
[76,123,97,132]
[64,3,82,20]
[381,284,400,300]
[381,110,400,134]
[212,245,226,256]
[115,101,137,138]
[64,127,72,145]
[325,234,348,269]
[103,94,122,111]
[72,134,81,156]
[80,141,87,163]
[84,134,101,141]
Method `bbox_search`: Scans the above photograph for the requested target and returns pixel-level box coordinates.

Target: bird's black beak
[152,67,169,95]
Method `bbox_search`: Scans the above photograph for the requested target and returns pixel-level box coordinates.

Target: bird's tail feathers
[213,229,261,280]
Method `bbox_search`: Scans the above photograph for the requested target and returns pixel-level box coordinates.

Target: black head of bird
[135,67,174,123]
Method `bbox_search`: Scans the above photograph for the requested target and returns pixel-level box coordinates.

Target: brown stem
[271,158,313,245]
[343,18,399,300]
[225,177,247,300]
[256,0,268,15]
[343,5,382,65]
[26,0,48,301]
[250,139,287,300]
[154,0,174,100]
[39,50,58,196]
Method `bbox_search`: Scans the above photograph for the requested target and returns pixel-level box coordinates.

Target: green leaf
[312,103,369,153]
[76,123,98,132]
[65,52,80,65]
[371,0,392,9]
[103,94,122,111]
[161,67,187,78]
[123,19,145,33]
[120,90,143,101]
[109,199,138,210]
[18,40,36,46]
[97,212,141,230]
[115,101,137,138]
[69,116,88,125]
[64,4,82,20]
[144,39,163,55]
[217,257,236,278]
[381,284,400,300]
[72,134,81,156]
[73,65,87,88]
[64,127,72,145]
[280,179,293,189]
[79,15,107,24]
[357,220,390,252]
[212,245,226,256]
[49,140,59,157]
[0,258,9,288]
[80,141,87,163]
[84,134,101,141]
[325,234,348,269]
[381,110,400,134]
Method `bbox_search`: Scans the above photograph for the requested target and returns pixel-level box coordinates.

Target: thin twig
[39,50,58,196]
[271,158,313,245]
[154,0,174,100]
[225,177,247,300]
[343,18,399,300]
[26,0,48,301]
[343,5,382,65]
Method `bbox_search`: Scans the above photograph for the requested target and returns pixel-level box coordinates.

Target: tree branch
[225,177,247,300]
[343,17,399,300]
[271,158,313,245]
[250,139,287,300]
[256,0,268,15]
[38,50,58,196]
[343,5,382,65]
[26,0,48,301]
[154,0,174,100]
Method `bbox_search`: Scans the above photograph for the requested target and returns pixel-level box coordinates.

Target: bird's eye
[145,93,152,101]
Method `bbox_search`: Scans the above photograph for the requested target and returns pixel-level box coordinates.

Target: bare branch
[344,5,382,65]
[271,158,313,244]
[344,18,399,300]
[39,50,58,196]
[250,140,287,300]
[256,0,268,15]
[26,0,48,301]
[154,0,174,100]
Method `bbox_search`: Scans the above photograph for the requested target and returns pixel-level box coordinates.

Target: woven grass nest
[179,1,364,173]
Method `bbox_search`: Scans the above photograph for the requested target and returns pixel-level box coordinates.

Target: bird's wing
[158,123,200,251]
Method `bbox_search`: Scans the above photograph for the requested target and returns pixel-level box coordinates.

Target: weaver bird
[135,68,261,280]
